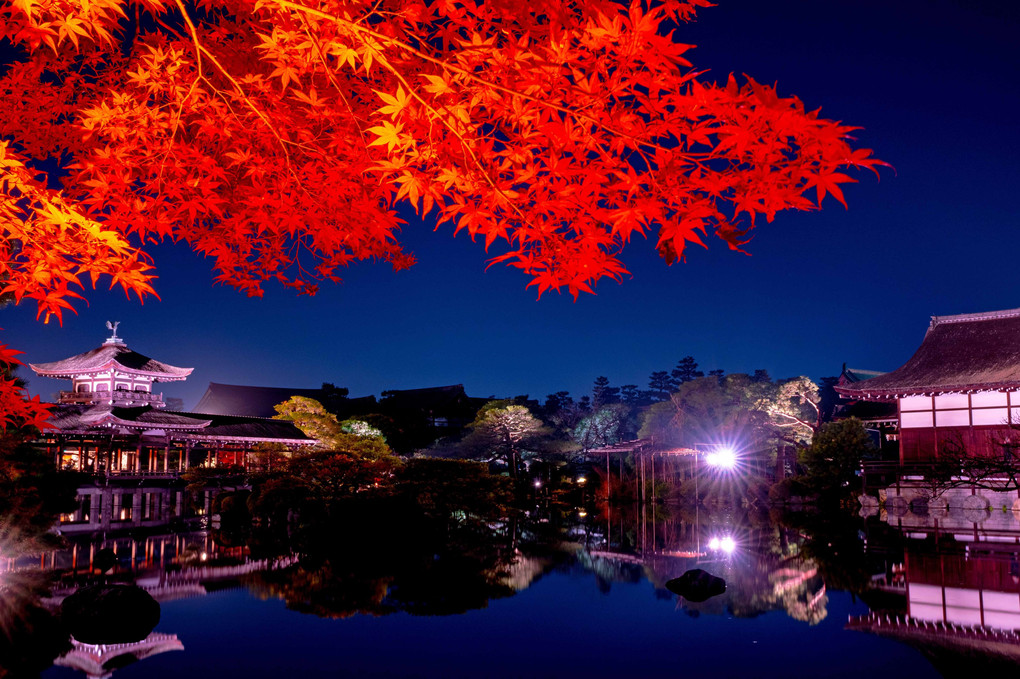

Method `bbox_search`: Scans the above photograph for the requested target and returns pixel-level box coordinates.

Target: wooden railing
[106,470,181,479]
[59,390,164,406]
[847,611,1020,643]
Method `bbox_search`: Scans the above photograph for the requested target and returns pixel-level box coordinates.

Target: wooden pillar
[135,440,143,473]
[652,506,656,553]
[641,495,647,554]
[605,452,610,498]
[606,502,611,549]
[651,454,656,503]
[640,452,646,505]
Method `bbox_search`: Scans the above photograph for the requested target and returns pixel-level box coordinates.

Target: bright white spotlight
[708,536,736,553]
[708,447,736,469]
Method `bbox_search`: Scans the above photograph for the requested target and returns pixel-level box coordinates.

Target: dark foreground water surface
[5,497,1018,678]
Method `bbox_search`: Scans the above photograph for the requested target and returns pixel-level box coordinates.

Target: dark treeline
[258,353,882,510]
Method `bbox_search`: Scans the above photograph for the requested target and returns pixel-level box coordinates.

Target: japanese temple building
[836,307,1020,464]
[30,327,314,475]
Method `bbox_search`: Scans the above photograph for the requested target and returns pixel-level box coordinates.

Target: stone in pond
[92,548,117,573]
[60,585,160,645]
[666,568,726,602]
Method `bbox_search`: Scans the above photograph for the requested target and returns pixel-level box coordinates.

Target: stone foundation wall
[860,483,1020,531]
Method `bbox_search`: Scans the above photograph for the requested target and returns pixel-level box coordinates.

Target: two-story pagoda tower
[28,323,313,485]
[30,322,192,408]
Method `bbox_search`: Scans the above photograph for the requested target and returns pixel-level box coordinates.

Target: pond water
[4,498,1019,678]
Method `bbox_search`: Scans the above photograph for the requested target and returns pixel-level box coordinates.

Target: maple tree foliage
[0,339,50,432]
[0,0,885,422]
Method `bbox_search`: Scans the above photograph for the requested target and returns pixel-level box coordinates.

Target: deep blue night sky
[5,0,1019,410]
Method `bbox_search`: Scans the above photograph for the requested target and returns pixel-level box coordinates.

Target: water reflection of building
[4,526,297,605]
[57,483,212,535]
[854,527,1020,669]
[54,633,185,679]
[1,523,297,676]
[31,326,314,476]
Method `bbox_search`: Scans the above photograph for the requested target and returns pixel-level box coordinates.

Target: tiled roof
[379,384,488,413]
[187,413,312,443]
[193,382,377,418]
[45,405,312,443]
[47,404,210,431]
[836,307,1020,399]
[31,343,192,380]
[194,383,334,417]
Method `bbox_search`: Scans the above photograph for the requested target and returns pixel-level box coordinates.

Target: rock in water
[666,568,726,602]
[92,548,117,573]
[60,585,160,644]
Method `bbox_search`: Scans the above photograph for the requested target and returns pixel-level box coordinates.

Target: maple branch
[170,0,296,175]
[380,60,534,229]
[160,0,205,184]
[265,0,684,156]
[298,18,370,154]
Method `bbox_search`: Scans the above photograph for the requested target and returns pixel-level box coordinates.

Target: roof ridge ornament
[104,320,123,345]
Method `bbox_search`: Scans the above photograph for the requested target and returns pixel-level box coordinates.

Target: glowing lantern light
[706,447,737,469]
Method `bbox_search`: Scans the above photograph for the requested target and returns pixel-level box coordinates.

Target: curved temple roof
[48,405,211,431]
[836,307,1020,399]
[30,343,193,381]
[46,404,314,444]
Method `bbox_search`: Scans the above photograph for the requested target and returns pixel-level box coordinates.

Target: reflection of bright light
[706,447,736,469]
[577,476,587,485]
[708,536,736,553]
[200,552,208,562]
[578,510,587,518]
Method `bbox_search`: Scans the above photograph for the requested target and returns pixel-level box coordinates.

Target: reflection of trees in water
[246,563,395,619]
[669,552,827,625]
[580,505,833,625]
[768,565,827,625]
[241,505,576,619]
